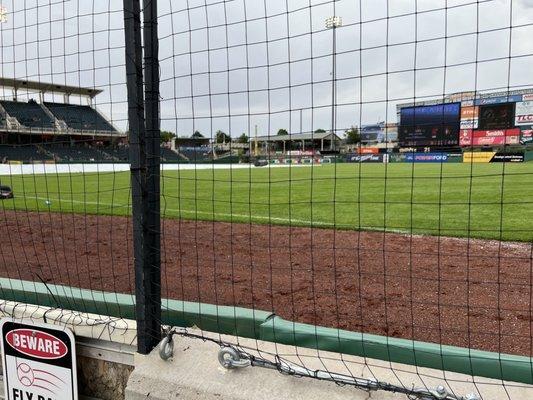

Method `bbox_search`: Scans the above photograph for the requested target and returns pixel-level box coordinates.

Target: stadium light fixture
[325,16,342,29]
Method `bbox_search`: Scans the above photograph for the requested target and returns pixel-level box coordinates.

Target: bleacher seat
[0,100,55,129]
[43,144,110,162]
[0,145,52,162]
[177,146,212,162]
[44,102,116,132]
[160,147,183,162]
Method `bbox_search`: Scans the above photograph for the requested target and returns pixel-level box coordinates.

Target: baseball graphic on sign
[17,363,35,386]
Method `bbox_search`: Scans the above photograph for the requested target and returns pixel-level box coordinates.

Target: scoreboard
[399,103,461,147]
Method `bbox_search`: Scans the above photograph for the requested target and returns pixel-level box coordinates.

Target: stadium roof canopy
[0,77,103,98]
[255,131,340,142]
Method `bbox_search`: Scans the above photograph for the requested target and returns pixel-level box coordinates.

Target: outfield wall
[0,162,321,176]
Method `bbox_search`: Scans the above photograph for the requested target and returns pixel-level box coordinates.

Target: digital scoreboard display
[399,103,461,146]
[478,103,515,130]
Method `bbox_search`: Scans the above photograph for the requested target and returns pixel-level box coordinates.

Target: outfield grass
[1,163,532,241]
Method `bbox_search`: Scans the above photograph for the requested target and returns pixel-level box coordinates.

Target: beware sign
[0,319,77,400]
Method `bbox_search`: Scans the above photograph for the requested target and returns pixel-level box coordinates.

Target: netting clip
[218,347,251,369]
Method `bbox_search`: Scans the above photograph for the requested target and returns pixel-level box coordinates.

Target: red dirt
[1,210,532,356]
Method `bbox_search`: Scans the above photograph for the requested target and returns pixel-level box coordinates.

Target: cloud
[1,0,531,137]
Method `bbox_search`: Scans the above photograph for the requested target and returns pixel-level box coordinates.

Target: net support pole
[123,0,161,354]
[142,0,161,353]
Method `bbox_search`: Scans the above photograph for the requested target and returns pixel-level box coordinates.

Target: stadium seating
[160,147,183,162]
[0,144,52,162]
[100,146,130,161]
[177,146,212,162]
[44,102,116,132]
[0,100,55,129]
[43,144,111,162]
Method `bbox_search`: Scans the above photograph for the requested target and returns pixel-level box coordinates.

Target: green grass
[1,163,533,241]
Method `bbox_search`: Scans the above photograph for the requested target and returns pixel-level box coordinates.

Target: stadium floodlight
[0,6,7,23]
[325,16,342,29]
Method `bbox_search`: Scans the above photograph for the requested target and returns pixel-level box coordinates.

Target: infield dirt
[1,210,531,356]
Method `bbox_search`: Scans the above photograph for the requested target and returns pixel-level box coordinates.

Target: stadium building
[396,89,533,152]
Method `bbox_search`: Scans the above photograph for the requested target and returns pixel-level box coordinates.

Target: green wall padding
[1,278,532,385]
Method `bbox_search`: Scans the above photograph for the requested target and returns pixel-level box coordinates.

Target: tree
[191,131,204,138]
[277,128,288,136]
[314,128,326,134]
[237,133,249,144]
[215,130,232,144]
[345,127,360,144]
[160,130,176,143]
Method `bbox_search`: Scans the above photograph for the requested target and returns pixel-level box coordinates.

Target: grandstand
[0,99,55,130]
[44,102,116,133]
[0,77,127,163]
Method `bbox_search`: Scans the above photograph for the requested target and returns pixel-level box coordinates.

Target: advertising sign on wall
[520,128,533,144]
[345,154,385,163]
[475,94,523,105]
[460,106,479,119]
[459,129,520,146]
[460,119,478,129]
[404,153,449,162]
[357,147,379,154]
[491,152,525,162]
[515,101,533,126]
[460,106,479,129]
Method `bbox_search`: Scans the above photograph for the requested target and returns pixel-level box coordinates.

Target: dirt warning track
[1,210,532,356]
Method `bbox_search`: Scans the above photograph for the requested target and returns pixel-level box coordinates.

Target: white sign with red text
[0,319,77,400]
[515,101,533,126]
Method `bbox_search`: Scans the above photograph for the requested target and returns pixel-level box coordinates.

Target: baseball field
[1,162,532,241]
[1,162,532,356]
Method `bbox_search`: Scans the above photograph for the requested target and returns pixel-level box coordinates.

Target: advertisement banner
[460,119,478,129]
[459,129,520,146]
[523,94,533,101]
[472,128,520,138]
[404,153,449,163]
[521,129,533,144]
[460,106,479,119]
[491,152,524,162]
[475,94,523,105]
[515,101,533,126]
[459,129,473,146]
[345,154,385,163]
[357,147,379,154]
[472,135,519,146]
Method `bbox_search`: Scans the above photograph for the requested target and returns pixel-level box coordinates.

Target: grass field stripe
[23,195,411,235]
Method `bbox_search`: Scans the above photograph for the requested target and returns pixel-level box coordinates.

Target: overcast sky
[1,0,533,139]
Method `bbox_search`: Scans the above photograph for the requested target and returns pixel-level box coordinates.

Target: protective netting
[1,0,533,399]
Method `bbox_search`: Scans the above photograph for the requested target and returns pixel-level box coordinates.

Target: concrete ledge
[125,335,401,400]
[126,331,533,400]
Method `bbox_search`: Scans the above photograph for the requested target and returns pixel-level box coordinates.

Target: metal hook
[218,347,251,369]
[159,335,174,360]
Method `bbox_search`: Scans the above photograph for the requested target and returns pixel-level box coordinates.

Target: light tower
[325,16,342,151]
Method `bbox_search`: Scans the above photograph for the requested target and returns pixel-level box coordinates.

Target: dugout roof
[0,77,103,98]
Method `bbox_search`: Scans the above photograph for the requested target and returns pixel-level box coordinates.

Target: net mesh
[0,0,533,399]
